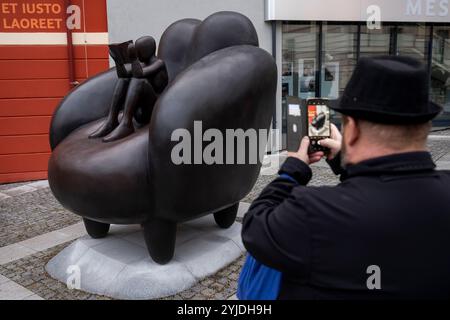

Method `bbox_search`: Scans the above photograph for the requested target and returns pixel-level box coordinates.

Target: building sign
[0,1,72,32]
[0,0,108,45]
[265,0,450,23]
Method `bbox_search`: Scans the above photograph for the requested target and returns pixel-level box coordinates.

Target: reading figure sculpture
[90,37,168,142]
[48,11,277,264]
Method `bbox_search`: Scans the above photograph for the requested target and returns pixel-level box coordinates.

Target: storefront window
[281,21,450,149]
[282,23,318,99]
[321,23,358,108]
[397,24,430,62]
[360,24,390,57]
[431,26,450,126]
[282,22,318,148]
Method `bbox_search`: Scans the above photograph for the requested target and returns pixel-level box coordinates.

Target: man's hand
[319,123,342,160]
[288,136,324,165]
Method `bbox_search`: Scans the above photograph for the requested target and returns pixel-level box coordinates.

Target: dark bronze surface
[48,11,277,264]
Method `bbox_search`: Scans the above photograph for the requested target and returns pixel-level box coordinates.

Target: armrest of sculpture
[147,45,277,220]
[49,69,119,150]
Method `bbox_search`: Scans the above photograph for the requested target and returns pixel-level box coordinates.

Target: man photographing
[240,56,450,299]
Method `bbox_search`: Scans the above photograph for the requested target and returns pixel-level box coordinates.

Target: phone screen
[308,104,330,138]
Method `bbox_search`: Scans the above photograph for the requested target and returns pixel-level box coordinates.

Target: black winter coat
[241,152,450,299]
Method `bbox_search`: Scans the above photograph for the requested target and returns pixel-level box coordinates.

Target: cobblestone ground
[242,175,277,203]
[428,138,450,161]
[163,256,245,300]
[1,136,449,300]
[0,188,81,247]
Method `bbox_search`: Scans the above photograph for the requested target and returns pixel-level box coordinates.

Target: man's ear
[344,116,360,147]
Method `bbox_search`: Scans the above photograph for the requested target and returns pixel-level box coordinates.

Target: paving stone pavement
[242,175,278,204]
[428,138,450,161]
[429,128,450,136]
[0,188,81,247]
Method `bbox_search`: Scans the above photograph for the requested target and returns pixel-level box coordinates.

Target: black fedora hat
[330,55,442,124]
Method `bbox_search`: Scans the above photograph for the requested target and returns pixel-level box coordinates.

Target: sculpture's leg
[143,218,176,264]
[83,218,110,239]
[103,78,144,142]
[214,203,239,229]
[134,81,157,125]
[89,78,130,139]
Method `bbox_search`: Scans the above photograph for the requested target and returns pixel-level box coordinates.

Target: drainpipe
[64,0,78,88]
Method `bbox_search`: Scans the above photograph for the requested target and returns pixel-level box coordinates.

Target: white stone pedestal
[46,209,247,300]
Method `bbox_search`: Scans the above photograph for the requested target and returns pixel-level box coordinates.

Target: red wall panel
[0,135,51,154]
[0,153,51,174]
[0,116,52,135]
[0,45,109,60]
[0,79,72,98]
[0,0,109,183]
[0,171,48,183]
[0,98,61,116]
[0,59,109,80]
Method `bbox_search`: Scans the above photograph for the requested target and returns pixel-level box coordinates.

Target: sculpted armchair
[48,11,277,264]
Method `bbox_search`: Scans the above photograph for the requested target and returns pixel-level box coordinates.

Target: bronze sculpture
[48,12,277,264]
[90,37,168,142]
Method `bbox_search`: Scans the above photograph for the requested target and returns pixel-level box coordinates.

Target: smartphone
[306,98,331,154]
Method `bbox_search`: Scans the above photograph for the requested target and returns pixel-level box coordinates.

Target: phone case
[306,98,331,154]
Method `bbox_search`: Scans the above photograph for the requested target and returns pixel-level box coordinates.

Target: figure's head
[135,36,156,62]
[340,116,431,166]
